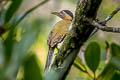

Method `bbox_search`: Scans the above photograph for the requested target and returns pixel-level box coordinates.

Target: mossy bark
[45,0,102,80]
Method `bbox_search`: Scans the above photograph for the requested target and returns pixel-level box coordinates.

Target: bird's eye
[59,11,65,19]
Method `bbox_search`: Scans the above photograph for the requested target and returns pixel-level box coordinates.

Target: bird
[45,10,73,71]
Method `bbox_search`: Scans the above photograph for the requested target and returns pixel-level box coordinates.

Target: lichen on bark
[45,0,102,80]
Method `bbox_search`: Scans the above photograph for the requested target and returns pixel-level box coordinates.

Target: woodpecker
[45,10,73,71]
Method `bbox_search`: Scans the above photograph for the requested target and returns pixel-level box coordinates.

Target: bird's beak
[51,12,59,16]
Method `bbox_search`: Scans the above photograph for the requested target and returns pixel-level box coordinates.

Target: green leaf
[5,0,23,23]
[111,71,120,80]
[84,42,101,73]
[4,22,40,78]
[73,57,86,73]
[110,43,120,70]
[0,40,4,68]
[97,62,116,80]
[97,43,120,80]
[111,43,120,57]
[110,57,120,70]
[4,29,15,64]
[0,8,6,35]
[24,54,42,80]
[0,8,6,25]
[11,0,49,28]
[73,63,86,73]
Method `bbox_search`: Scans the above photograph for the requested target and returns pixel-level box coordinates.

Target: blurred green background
[1,0,120,80]
[17,0,120,80]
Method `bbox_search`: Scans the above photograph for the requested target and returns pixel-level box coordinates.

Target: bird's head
[51,10,73,21]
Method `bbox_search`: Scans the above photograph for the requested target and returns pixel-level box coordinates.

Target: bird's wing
[47,20,71,47]
[47,30,54,46]
[50,34,66,47]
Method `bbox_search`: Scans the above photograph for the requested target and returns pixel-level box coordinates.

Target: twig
[92,21,120,33]
[13,0,49,27]
[89,27,98,37]
[99,5,120,25]
[73,63,87,73]
[89,5,120,36]
[105,41,110,64]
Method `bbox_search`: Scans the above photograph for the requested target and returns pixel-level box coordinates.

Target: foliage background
[18,0,120,80]
[0,0,120,80]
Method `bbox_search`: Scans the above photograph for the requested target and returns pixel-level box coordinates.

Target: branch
[89,5,120,36]
[13,0,49,27]
[45,0,102,80]
[92,20,120,33]
[99,5,120,25]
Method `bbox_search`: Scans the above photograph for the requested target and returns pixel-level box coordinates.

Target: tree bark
[45,0,102,80]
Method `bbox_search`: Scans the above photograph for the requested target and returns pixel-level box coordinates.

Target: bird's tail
[44,47,54,71]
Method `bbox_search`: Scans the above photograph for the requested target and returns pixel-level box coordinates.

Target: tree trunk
[45,0,102,80]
